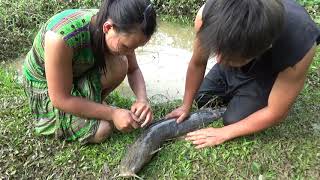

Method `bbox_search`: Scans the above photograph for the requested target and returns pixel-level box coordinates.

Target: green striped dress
[23,9,102,143]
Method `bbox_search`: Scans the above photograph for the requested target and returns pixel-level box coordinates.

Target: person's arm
[186,44,317,148]
[166,5,210,122]
[182,39,209,110]
[183,5,209,110]
[44,31,115,121]
[126,52,153,127]
[45,31,140,131]
[126,52,148,102]
[225,44,317,138]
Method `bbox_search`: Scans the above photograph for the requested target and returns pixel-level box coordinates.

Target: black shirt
[203,0,320,78]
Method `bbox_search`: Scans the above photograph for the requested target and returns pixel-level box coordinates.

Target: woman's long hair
[89,0,157,73]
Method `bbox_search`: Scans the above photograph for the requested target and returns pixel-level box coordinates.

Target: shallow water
[117,21,215,101]
[9,21,216,101]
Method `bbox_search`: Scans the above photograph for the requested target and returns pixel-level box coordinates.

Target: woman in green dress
[23,0,157,144]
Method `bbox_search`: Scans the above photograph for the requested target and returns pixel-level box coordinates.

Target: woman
[23,0,157,144]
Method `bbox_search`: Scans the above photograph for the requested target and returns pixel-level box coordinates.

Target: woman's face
[104,24,149,56]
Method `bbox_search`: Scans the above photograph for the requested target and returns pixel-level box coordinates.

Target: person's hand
[185,127,230,149]
[131,100,153,127]
[165,105,190,123]
[111,108,139,132]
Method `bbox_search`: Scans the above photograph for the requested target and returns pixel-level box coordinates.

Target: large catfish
[116,107,226,178]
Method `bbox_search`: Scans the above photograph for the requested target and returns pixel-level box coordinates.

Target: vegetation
[1,0,319,61]
[1,57,319,179]
[0,0,319,179]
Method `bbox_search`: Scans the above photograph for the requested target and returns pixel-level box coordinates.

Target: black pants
[195,63,276,125]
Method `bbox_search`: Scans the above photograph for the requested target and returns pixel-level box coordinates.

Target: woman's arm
[126,52,148,101]
[44,31,115,121]
[126,51,153,126]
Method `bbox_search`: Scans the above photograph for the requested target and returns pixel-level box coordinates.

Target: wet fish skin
[118,107,226,177]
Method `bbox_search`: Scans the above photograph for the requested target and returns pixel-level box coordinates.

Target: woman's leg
[87,56,129,143]
[59,63,127,144]
[87,120,113,143]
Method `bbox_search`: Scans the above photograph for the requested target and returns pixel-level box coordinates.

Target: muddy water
[117,21,215,101]
[9,21,216,101]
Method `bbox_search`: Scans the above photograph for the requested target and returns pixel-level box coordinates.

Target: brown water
[117,21,215,101]
[10,21,216,101]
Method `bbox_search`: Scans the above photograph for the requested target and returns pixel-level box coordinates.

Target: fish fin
[115,173,143,180]
[165,135,186,142]
[151,147,163,155]
[132,174,144,180]
[164,138,175,142]
[110,173,119,179]
[176,135,186,140]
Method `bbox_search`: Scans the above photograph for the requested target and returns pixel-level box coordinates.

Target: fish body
[118,108,226,178]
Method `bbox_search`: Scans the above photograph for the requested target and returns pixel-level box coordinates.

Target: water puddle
[117,21,215,100]
[7,20,217,101]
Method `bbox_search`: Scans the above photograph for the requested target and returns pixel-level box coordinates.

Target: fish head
[119,140,154,177]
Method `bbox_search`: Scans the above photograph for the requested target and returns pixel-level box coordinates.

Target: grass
[0,48,320,179]
[1,0,320,178]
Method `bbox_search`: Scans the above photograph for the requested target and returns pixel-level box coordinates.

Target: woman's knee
[88,121,113,144]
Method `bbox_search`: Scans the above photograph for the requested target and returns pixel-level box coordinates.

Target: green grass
[1,48,320,179]
[1,0,320,178]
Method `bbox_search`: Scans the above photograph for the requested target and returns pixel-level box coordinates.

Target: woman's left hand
[131,100,153,127]
[185,127,230,149]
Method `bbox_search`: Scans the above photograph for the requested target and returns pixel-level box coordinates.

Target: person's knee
[89,121,113,144]
[222,102,266,126]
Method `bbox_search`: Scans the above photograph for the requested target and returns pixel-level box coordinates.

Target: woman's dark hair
[90,0,157,73]
[199,0,284,63]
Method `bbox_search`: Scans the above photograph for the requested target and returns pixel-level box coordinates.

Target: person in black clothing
[166,0,320,148]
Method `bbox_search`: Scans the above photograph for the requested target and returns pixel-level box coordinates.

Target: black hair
[90,0,157,73]
[199,0,284,63]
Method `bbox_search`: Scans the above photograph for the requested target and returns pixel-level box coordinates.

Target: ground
[0,48,319,178]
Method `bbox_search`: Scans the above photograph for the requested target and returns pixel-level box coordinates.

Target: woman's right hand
[111,108,139,132]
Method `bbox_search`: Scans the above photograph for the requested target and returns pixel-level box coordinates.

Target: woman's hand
[185,127,230,149]
[111,108,139,132]
[131,100,153,127]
